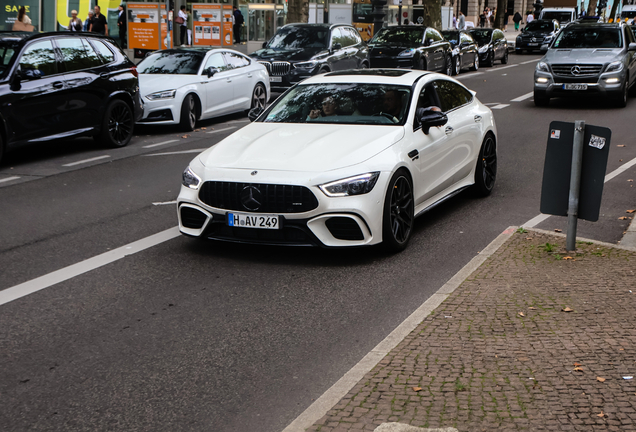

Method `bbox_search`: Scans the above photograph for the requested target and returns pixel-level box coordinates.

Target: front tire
[445,55,453,76]
[473,134,497,197]
[250,83,267,112]
[382,170,414,252]
[97,99,134,148]
[453,55,461,75]
[470,53,479,71]
[501,50,508,64]
[179,94,197,131]
[484,50,494,67]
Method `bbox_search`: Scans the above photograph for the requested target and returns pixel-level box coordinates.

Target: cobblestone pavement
[308,230,636,432]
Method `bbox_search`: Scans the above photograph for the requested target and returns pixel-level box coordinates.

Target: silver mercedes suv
[534,21,636,107]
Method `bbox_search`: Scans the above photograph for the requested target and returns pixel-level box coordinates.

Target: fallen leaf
[620,348,624,351]
[554,229,562,232]
[194,129,200,132]
[617,144,626,147]
[181,135,189,139]
[412,387,422,392]
[518,312,525,317]
[597,377,606,382]
[525,237,532,240]
[619,216,629,220]
[574,366,584,372]
[628,179,634,182]
[597,411,606,418]
[627,209,636,213]
[529,307,537,310]
[574,362,582,367]
[562,307,573,312]
[201,127,207,130]
[563,256,573,260]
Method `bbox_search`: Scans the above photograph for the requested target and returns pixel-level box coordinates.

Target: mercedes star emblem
[240,186,263,211]
[571,65,581,75]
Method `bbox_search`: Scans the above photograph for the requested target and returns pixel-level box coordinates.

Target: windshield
[137,51,203,74]
[621,10,636,19]
[441,31,459,46]
[525,21,553,31]
[541,12,573,23]
[370,28,424,45]
[266,27,328,49]
[0,42,17,76]
[553,27,622,49]
[469,29,492,45]
[353,3,374,23]
[262,83,412,125]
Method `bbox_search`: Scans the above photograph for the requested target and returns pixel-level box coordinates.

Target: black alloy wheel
[99,99,134,148]
[382,170,414,252]
[473,134,497,196]
[360,61,369,69]
[485,50,494,67]
[501,50,509,64]
[180,94,197,131]
[470,53,479,71]
[445,55,453,75]
[454,55,461,75]
[250,83,267,112]
[318,67,330,74]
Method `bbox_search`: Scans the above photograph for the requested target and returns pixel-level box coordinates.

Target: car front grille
[198,181,319,214]
[257,61,292,76]
[521,35,545,43]
[551,64,604,77]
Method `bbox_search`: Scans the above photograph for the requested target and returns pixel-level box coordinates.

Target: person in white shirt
[178,6,188,46]
[527,12,534,23]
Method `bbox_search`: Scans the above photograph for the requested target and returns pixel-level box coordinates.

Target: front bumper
[138,97,178,125]
[369,56,415,69]
[264,68,315,92]
[534,68,626,98]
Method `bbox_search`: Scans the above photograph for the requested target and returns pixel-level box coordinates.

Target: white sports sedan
[136,48,270,131]
[177,70,497,251]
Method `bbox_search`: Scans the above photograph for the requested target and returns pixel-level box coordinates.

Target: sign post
[566,120,585,251]
[127,2,161,57]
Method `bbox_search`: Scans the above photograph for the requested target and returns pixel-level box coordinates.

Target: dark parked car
[515,19,560,53]
[468,28,508,66]
[441,29,479,74]
[0,32,141,164]
[368,26,453,75]
[249,23,369,92]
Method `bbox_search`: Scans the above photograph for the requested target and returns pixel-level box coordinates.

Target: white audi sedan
[136,48,269,131]
[177,70,497,251]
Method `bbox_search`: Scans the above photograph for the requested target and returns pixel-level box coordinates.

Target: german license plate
[563,84,587,90]
[528,43,539,46]
[269,76,282,82]
[228,213,280,230]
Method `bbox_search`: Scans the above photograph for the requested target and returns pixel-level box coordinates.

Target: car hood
[369,43,419,55]
[198,123,405,172]
[139,74,200,95]
[250,47,327,62]
[544,48,622,64]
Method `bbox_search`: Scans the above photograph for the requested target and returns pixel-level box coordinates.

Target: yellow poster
[57,0,92,29]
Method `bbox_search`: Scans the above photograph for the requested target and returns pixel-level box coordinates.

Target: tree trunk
[287,0,309,24]
[608,0,620,22]
[422,0,442,28]
[587,0,598,16]
[493,0,508,29]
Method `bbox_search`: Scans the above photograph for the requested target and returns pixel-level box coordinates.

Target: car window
[441,31,459,46]
[554,27,622,48]
[137,51,204,74]
[433,80,473,112]
[204,52,230,72]
[224,52,250,68]
[469,29,492,45]
[90,39,115,63]
[460,32,474,44]
[267,26,329,49]
[414,84,442,129]
[348,27,362,45]
[370,27,424,45]
[19,39,58,77]
[426,28,443,42]
[331,27,346,47]
[56,37,102,72]
[340,28,357,47]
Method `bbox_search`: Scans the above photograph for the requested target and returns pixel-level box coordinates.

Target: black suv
[468,28,509,66]
[249,23,369,92]
[515,19,560,53]
[0,32,142,164]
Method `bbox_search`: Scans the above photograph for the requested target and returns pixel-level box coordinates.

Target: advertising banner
[127,2,160,51]
[222,6,233,46]
[2,0,40,31]
[56,0,91,30]
[193,4,221,46]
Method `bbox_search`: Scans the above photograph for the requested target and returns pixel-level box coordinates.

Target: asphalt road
[1,54,635,432]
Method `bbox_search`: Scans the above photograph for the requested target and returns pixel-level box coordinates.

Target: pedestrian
[187,9,193,46]
[458,11,466,30]
[233,6,244,44]
[486,7,493,27]
[526,11,534,23]
[452,14,457,29]
[89,5,108,35]
[117,4,127,48]
[68,9,83,32]
[83,11,94,31]
[177,5,187,46]
[17,6,31,25]
[513,11,522,31]
[504,11,509,31]
[480,10,486,27]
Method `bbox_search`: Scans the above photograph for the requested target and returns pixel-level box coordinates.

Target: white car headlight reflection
[182,166,202,190]
[319,172,380,197]
[146,89,177,100]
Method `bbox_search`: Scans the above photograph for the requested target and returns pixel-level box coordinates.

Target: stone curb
[621,216,636,249]
[527,227,636,252]
[374,423,458,432]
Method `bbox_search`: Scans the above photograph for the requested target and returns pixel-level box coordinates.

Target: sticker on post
[550,129,560,139]
[589,134,606,150]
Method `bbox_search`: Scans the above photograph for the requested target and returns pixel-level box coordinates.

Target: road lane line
[523,155,636,228]
[511,92,534,102]
[152,200,177,206]
[143,139,180,149]
[63,155,110,167]
[0,227,181,307]
[490,104,510,109]
[143,149,207,156]
[207,126,236,134]
[486,64,518,72]
[521,59,540,64]
[282,226,518,432]
[0,176,20,184]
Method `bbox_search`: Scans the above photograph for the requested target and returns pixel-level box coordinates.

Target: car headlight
[543,35,553,43]
[294,60,318,70]
[182,166,202,190]
[398,49,416,57]
[605,61,623,73]
[478,45,489,53]
[146,89,177,100]
[319,172,380,197]
[536,61,550,72]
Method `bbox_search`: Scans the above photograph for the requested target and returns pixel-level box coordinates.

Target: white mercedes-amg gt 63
[177,69,497,251]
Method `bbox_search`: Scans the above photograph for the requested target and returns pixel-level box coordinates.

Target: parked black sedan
[368,26,452,75]
[468,28,508,66]
[249,23,369,92]
[515,19,560,53]
[441,29,479,75]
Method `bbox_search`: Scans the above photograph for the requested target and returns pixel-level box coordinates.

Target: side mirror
[18,68,43,80]
[206,66,218,78]
[262,41,267,48]
[416,107,447,134]
[248,106,263,122]
[332,42,342,52]
[426,38,435,46]
[629,42,636,51]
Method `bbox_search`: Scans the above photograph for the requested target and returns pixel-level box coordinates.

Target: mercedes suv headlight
[605,61,624,73]
[319,172,380,197]
[398,49,416,57]
[146,89,177,100]
[294,60,318,70]
[182,166,202,190]
[536,62,550,72]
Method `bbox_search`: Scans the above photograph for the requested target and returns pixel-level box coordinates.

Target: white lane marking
[490,104,510,109]
[152,200,177,206]
[0,176,20,184]
[143,149,207,156]
[523,155,636,228]
[486,64,518,72]
[456,72,484,79]
[143,139,180,149]
[282,226,518,432]
[511,92,534,102]
[521,59,540,64]
[207,126,236,134]
[0,227,181,307]
[62,155,110,167]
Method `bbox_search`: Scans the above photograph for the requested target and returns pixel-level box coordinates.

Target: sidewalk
[305,227,636,432]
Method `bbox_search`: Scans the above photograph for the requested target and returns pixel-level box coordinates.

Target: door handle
[408,149,419,161]
[226,79,232,83]
[247,73,253,78]
[52,81,64,89]
[474,115,482,122]
[99,72,109,79]
[445,126,454,135]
